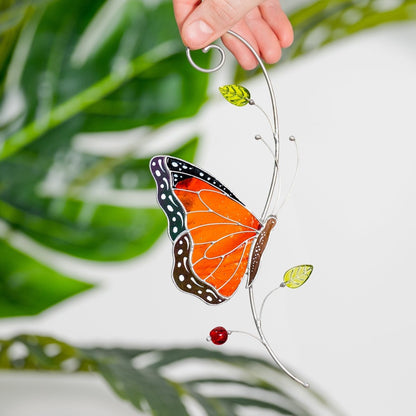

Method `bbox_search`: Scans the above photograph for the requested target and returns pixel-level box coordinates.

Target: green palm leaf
[0,0,208,316]
[234,0,416,82]
[0,334,342,416]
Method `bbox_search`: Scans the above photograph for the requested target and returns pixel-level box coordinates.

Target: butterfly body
[150,156,275,304]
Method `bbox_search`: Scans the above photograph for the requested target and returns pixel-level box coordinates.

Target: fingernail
[185,20,214,47]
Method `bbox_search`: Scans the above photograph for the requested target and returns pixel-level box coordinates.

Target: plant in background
[0,0,208,316]
[0,0,415,414]
[235,0,416,82]
[0,334,342,415]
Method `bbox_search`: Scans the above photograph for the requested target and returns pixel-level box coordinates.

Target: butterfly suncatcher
[150,30,313,388]
[150,155,277,304]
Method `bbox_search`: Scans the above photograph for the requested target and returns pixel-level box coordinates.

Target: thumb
[181,0,263,49]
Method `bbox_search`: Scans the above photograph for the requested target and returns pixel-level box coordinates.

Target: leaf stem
[252,103,274,136]
[227,329,262,344]
[248,286,309,388]
[259,282,285,321]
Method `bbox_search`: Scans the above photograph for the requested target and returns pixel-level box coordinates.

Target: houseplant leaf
[0,0,208,317]
[0,136,198,261]
[0,0,206,261]
[0,334,341,416]
[0,240,92,317]
[234,0,416,83]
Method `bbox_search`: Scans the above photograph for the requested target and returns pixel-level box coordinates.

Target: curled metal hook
[186,44,226,73]
[187,31,279,222]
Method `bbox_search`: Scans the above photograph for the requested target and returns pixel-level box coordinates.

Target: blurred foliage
[0,334,342,416]
[0,239,92,316]
[234,0,416,82]
[0,0,206,317]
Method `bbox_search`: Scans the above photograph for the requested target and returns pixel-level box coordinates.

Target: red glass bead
[209,326,228,345]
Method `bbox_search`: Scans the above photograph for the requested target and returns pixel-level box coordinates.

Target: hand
[173,0,293,70]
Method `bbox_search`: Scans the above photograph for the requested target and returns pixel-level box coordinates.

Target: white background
[0,22,415,416]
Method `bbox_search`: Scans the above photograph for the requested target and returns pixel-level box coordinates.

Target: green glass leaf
[219,84,251,106]
[0,240,93,317]
[0,334,341,416]
[283,265,313,289]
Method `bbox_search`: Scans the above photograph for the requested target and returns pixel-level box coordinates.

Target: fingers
[172,0,199,30]
[244,8,282,64]
[180,0,264,50]
[223,3,290,69]
[173,0,294,69]
[260,0,294,48]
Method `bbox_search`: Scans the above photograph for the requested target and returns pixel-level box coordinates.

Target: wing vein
[189,222,259,232]
[218,241,250,290]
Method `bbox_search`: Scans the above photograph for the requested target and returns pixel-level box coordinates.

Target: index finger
[173,0,199,30]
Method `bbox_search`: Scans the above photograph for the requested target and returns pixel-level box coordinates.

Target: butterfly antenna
[253,132,283,219]
[254,134,278,167]
[273,135,300,215]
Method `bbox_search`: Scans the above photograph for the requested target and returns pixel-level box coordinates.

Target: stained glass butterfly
[150,155,276,305]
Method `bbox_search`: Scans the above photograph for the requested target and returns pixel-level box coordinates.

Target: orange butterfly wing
[175,177,261,298]
[150,156,262,304]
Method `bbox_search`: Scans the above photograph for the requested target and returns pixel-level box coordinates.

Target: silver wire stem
[187,32,307,388]
[225,31,279,223]
[228,329,263,343]
[226,32,307,388]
